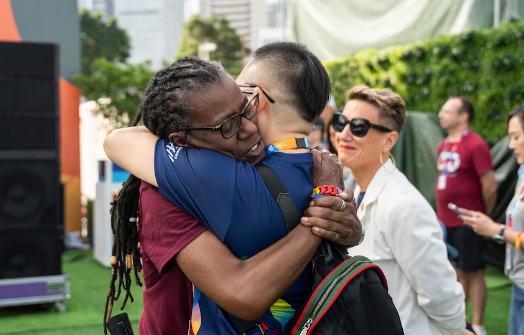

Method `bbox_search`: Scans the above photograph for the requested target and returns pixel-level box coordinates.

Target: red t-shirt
[138,181,207,335]
[436,131,493,228]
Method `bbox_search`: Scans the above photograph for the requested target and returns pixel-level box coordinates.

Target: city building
[79,0,185,69]
[114,0,185,69]
[78,0,114,17]
[257,0,288,48]
[198,0,288,55]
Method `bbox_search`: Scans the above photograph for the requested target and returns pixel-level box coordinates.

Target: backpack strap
[231,164,301,333]
[291,255,386,335]
[255,164,300,232]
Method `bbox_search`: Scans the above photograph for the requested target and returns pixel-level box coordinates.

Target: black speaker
[0,42,57,78]
[0,227,62,279]
[0,41,62,280]
[0,157,60,229]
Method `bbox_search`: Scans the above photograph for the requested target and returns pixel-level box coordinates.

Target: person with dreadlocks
[105,43,361,334]
[104,53,361,334]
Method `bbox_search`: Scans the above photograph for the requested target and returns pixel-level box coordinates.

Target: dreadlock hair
[103,56,227,334]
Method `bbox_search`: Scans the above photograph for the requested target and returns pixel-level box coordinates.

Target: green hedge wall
[324,21,524,145]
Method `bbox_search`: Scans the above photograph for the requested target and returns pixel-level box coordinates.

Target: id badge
[437,175,447,190]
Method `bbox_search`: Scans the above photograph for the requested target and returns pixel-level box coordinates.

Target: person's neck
[351,160,383,192]
[263,131,311,154]
[446,124,469,142]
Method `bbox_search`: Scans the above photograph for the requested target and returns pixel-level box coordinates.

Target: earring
[389,152,397,167]
[380,152,396,173]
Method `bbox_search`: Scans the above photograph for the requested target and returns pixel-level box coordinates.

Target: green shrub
[324,21,524,145]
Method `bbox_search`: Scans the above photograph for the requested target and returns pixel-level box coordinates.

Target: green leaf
[176,14,242,77]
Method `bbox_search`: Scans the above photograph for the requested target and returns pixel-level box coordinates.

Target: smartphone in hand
[448,203,471,216]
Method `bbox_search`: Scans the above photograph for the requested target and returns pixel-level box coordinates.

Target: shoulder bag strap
[231,164,301,333]
[255,163,300,232]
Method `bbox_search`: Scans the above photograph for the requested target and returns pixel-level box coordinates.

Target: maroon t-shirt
[138,181,207,335]
[436,131,493,228]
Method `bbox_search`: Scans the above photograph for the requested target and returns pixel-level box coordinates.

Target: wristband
[315,185,341,196]
[516,231,523,250]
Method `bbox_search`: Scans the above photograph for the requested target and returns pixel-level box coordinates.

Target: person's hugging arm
[105,125,238,234]
[387,197,466,334]
[104,126,158,186]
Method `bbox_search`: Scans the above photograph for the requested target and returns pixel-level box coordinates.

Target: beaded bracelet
[516,231,522,250]
[311,185,342,198]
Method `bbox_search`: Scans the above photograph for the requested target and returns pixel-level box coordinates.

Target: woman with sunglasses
[333,85,467,335]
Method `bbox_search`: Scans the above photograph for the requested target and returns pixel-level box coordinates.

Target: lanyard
[438,130,469,174]
[508,184,524,229]
[265,137,311,155]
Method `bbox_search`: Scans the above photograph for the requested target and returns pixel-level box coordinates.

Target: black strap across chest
[231,164,301,333]
[255,164,300,232]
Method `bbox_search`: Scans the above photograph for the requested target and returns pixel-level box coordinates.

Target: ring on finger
[334,232,340,241]
[337,199,346,212]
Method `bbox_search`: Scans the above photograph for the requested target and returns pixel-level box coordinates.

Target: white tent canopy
[288,0,523,61]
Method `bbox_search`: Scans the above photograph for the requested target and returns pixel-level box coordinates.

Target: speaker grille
[0,78,58,112]
[0,41,62,281]
[0,228,62,279]
[0,159,59,229]
[0,115,58,150]
[0,42,57,78]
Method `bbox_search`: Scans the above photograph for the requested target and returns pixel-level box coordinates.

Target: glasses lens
[350,118,370,137]
[332,113,348,132]
[221,93,259,139]
[244,94,259,120]
[221,115,241,138]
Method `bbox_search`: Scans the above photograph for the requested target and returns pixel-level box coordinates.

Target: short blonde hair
[347,85,406,132]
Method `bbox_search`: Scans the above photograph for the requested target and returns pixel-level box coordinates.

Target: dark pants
[447,226,484,272]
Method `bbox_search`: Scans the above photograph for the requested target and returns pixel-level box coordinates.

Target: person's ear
[253,87,269,114]
[169,132,190,147]
[459,112,468,123]
[383,131,399,152]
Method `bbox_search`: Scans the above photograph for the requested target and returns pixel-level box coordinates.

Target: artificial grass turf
[1,322,139,335]
[0,250,143,335]
[0,250,513,335]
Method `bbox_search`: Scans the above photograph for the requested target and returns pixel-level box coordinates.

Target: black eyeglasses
[332,113,392,137]
[183,92,259,141]
[238,84,276,103]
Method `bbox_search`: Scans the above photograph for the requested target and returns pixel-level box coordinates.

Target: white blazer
[350,160,466,335]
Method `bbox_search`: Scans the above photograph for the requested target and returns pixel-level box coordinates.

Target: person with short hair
[335,85,466,334]
[436,97,497,335]
[105,43,363,334]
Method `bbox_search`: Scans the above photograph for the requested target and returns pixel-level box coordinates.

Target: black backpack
[231,165,404,335]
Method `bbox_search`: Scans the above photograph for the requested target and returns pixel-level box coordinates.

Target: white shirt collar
[355,160,398,208]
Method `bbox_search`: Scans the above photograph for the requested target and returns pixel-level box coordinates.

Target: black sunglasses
[238,84,276,103]
[332,113,392,137]
[183,92,259,142]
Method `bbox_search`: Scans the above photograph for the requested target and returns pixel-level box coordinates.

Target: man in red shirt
[436,97,497,335]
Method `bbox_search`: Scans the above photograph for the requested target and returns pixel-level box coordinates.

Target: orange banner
[0,0,21,42]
